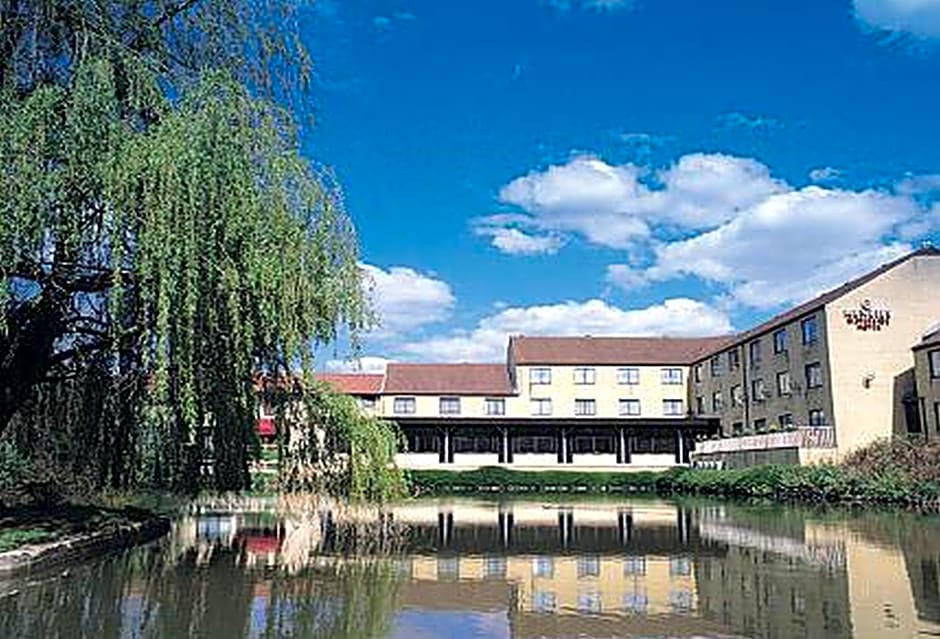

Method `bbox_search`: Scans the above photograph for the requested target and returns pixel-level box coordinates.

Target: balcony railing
[695,427,836,455]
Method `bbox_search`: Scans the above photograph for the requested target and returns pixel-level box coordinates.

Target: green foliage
[0,529,54,552]
[0,2,382,497]
[278,382,407,502]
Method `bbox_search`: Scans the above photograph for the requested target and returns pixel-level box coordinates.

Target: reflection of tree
[0,520,402,639]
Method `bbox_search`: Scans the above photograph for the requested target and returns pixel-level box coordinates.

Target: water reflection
[2,496,940,638]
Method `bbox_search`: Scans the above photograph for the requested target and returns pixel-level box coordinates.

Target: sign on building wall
[842,299,891,332]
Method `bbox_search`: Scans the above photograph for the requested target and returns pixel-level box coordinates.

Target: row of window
[696,363,824,413]
[392,396,686,417]
[403,429,679,455]
[696,316,820,380]
[530,366,684,386]
[729,409,827,432]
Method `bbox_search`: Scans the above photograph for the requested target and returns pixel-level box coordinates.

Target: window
[731,385,744,407]
[624,556,646,576]
[777,371,792,396]
[732,421,744,435]
[404,428,439,453]
[712,391,723,412]
[617,367,639,385]
[805,362,823,388]
[484,398,505,416]
[809,409,826,427]
[930,349,940,379]
[530,367,552,385]
[661,368,683,385]
[532,591,556,613]
[393,397,416,414]
[438,557,459,581]
[453,430,498,453]
[578,592,603,613]
[669,589,693,613]
[669,557,692,577]
[779,413,793,429]
[573,434,614,453]
[533,556,554,578]
[754,418,767,432]
[530,398,552,416]
[439,396,461,415]
[751,378,766,402]
[773,329,788,354]
[710,355,722,377]
[575,399,596,416]
[619,399,641,416]
[358,396,377,410]
[749,339,762,366]
[574,367,596,385]
[695,396,704,414]
[513,431,557,454]
[632,432,676,454]
[623,592,649,614]
[663,399,684,416]
[694,364,703,383]
[578,556,601,578]
[802,316,819,346]
[484,557,507,580]
[728,348,741,369]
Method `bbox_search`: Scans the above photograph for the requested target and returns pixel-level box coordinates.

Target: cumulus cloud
[324,356,391,373]
[547,0,635,12]
[487,153,785,250]
[361,263,455,337]
[475,226,565,255]
[609,186,921,308]
[854,0,940,39]
[809,166,842,183]
[395,298,733,362]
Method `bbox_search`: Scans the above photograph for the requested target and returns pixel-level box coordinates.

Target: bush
[0,441,69,508]
[407,466,663,494]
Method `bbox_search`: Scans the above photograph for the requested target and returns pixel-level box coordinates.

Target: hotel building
[265,247,939,470]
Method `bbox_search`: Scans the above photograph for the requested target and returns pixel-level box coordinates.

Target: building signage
[842,299,891,332]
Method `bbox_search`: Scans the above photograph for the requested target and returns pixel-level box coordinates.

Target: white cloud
[613,186,920,308]
[854,0,940,39]
[324,356,391,373]
[809,166,842,183]
[547,0,635,12]
[361,263,455,337]
[896,173,940,195]
[488,153,785,250]
[395,298,733,362]
[482,227,564,255]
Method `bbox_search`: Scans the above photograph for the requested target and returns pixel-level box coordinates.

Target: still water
[2,495,940,639]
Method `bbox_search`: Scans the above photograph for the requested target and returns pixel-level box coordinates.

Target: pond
[1,495,939,638]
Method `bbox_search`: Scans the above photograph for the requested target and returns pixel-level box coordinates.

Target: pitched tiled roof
[508,335,735,366]
[701,246,940,360]
[315,373,384,395]
[383,363,513,395]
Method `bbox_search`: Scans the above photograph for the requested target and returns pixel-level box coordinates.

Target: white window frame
[777,370,792,396]
[773,329,788,354]
[617,367,640,385]
[529,367,552,385]
[731,385,743,407]
[530,398,552,416]
[574,399,597,416]
[484,398,506,416]
[663,399,684,416]
[808,409,826,427]
[439,396,461,415]
[358,396,377,410]
[805,362,823,389]
[712,391,723,412]
[661,367,683,385]
[573,367,596,385]
[619,398,641,416]
[751,378,766,402]
[393,397,416,415]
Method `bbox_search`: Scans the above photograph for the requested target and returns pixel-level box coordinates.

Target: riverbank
[0,502,172,574]
[407,463,940,508]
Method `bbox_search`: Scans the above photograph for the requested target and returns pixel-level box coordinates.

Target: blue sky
[302,0,940,369]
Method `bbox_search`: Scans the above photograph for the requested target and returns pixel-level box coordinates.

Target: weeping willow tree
[0,1,400,495]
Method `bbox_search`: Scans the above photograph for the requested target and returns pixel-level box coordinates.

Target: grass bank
[407,439,940,508]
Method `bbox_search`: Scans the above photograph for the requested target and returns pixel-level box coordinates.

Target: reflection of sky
[392,609,510,639]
